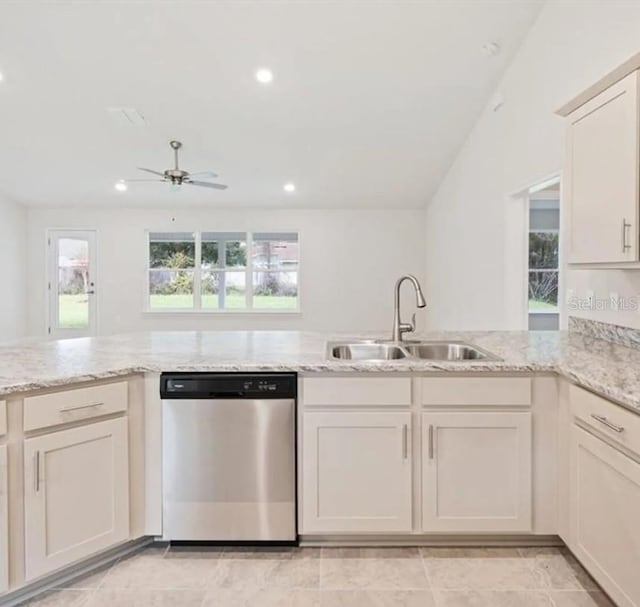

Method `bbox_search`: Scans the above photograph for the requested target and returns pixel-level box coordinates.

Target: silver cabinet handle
[591,414,625,433]
[622,218,632,253]
[60,401,104,413]
[35,451,40,493]
[428,424,434,459]
[402,424,408,459]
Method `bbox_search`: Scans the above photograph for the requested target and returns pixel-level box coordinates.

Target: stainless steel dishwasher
[160,372,297,543]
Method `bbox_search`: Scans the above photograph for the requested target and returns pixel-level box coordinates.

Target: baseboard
[0,537,153,607]
[299,534,564,547]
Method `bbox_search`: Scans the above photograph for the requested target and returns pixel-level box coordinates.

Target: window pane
[149,269,194,308]
[528,232,558,269]
[528,271,558,310]
[253,272,298,309]
[201,240,219,267]
[202,271,246,309]
[202,233,247,269]
[149,233,195,269]
[253,234,299,270]
[58,238,89,328]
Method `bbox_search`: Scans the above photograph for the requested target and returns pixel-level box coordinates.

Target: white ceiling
[0,1,543,209]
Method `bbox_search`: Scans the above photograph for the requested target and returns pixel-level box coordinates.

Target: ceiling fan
[127,140,228,190]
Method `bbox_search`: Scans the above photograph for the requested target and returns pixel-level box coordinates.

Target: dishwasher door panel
[162,398,296,541]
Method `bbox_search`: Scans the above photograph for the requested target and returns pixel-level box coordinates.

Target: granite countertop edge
[0,330,638,414]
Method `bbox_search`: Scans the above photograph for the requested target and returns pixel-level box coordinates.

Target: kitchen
[1,1,640,606]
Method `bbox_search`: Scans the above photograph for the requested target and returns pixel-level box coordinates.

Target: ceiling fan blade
[137,167,166,177]
[125,179,166,182]
[188,171,218,179]
[186,180,228,190]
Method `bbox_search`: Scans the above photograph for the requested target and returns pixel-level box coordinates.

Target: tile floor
[22,545,615,607]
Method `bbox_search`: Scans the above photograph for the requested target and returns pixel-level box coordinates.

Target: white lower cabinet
[23,417,130,581]
[302,411,412,533]
[570,425,640,607]
[422,411,532,532]
[0,445,8,594]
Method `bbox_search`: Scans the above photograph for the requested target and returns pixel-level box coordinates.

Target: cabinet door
[302,411,412,533]
[570,426,640,607]
[24,418,129,581]
[0,445,8,594]
[422,412,532,532]
[567,71,639,264]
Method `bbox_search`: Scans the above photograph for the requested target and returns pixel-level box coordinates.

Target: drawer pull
[591,414,625,433]
[60,401,104,414]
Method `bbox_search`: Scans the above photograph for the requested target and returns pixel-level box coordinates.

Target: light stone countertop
[0,330,638,413]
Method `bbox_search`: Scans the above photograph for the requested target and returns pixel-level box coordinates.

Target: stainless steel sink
[404,341,497,361]
[327,340,498,362]
[329,343,408,361]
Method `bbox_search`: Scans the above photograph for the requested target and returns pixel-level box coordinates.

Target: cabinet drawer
[570,384,640,456]
[302,377,411,407]
[421,377,531,406]
[0,401,6,437]
[24,382,128,432]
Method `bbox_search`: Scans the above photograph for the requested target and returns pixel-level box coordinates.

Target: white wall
[0,195,28,341]
[425,0,640,330]
[27,207,426,336]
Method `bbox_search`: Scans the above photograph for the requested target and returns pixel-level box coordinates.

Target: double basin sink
[328,340,499,362]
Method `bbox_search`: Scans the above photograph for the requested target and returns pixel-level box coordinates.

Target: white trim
[509,171,564,331]
[46,229,98,339]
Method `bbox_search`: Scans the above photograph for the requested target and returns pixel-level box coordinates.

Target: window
[147,231,299,312]
[528,195,560,330]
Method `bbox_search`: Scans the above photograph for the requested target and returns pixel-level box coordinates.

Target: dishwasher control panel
[160,372,297,399]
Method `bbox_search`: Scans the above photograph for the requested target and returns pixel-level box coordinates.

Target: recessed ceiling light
[114,180,128,192]
[255,68,274,84]
[283,183,296,193]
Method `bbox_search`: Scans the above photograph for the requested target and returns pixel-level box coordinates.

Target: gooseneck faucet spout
[392,275,427,342]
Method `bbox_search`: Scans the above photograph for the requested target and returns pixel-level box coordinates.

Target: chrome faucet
[391,275,427,342]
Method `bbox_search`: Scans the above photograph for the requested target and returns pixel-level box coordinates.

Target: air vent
[107,107,146,127]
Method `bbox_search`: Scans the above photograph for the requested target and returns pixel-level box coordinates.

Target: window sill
[142,309,302,316]
[528,309,559,315]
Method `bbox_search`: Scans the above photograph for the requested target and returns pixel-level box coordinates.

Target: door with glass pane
[48,230,97,338]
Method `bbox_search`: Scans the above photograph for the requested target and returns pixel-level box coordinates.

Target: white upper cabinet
[565,70,640,264]
[23,418,130,581]
[301,411,412,533]
[0,445,8,595]
[422,411,532,532]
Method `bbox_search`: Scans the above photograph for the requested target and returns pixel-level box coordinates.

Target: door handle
[35,451,41,493]
[402,424,408,459]
[428,424,434,460]
[622,218,632,253]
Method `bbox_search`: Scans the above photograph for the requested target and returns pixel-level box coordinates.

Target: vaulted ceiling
[0,1,543,208]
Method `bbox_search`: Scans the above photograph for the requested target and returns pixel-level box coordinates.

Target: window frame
[143,230,301,315]
[527,226,560,314]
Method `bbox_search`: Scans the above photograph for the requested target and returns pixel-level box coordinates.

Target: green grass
[58,294,89,328]
[529,299,558,311]
[149,293,298,310]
